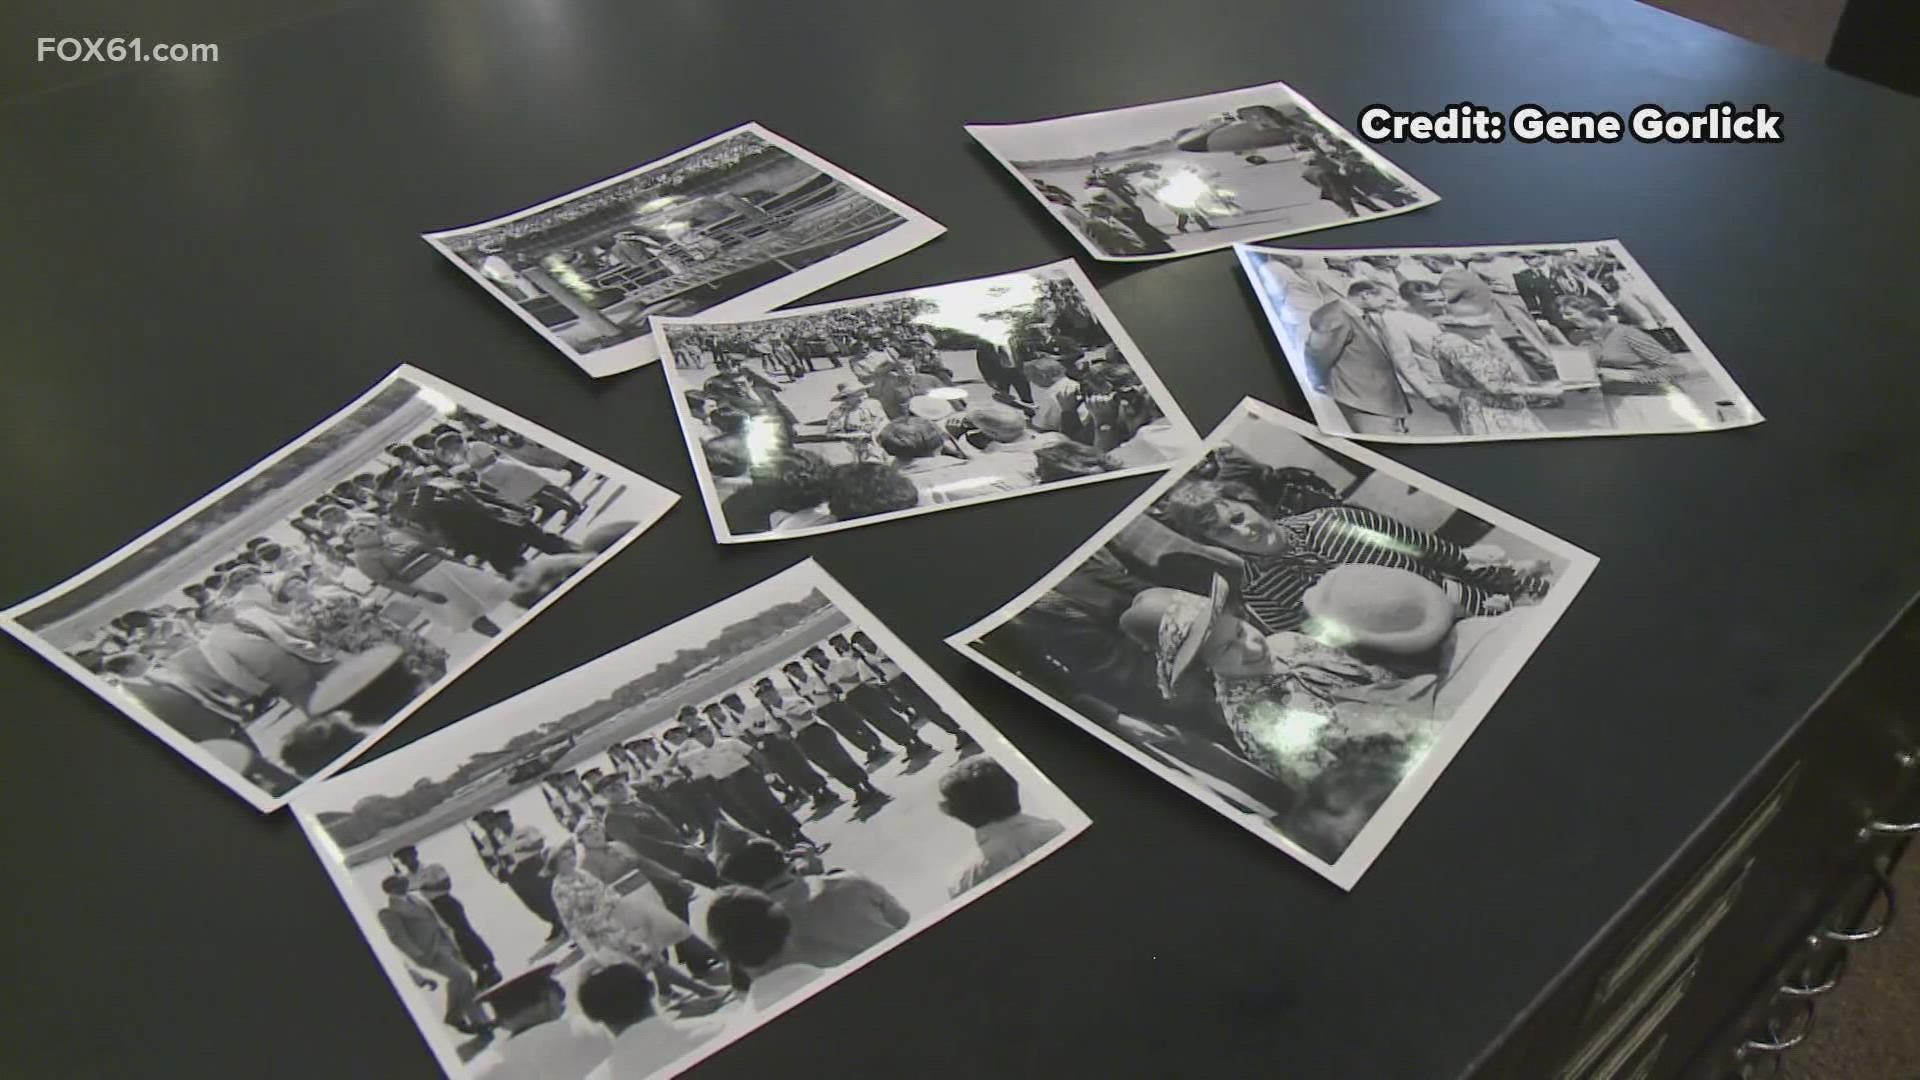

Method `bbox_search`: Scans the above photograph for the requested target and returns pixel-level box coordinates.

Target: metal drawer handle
[1741,996,1816,1053]
[1779,939,1848,997]
[1861,817,1920,838]
[1819,865,1896,943]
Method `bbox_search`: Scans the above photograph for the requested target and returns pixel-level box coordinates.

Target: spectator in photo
[721,449,832,535]
[578,962,723,1080]
[959,403,1060,478]
[826,462,921,522]
[704,886,824,1012]
[875,417,960,477]
[719,837,910,968]
[1034,441,1119,483]
[938,756,1066,896]
[701,435,754,501]
[469,965,610,1080]
[1022,357,1079,433]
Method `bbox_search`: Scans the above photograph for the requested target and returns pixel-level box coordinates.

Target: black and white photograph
[653,259,1203,543]
[1238,239,1765,442]
[966,81,1438,262]
[293,560,1087,1080]
[1,367,678,812]
[950,399,1595,888]
[425,124,945,378]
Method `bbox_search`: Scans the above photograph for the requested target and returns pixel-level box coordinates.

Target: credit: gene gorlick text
[1358,102,1782,144]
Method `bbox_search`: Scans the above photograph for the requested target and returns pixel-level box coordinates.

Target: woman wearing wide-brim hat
[1428,301,1565,437]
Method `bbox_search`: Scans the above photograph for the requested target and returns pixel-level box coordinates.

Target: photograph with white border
[949,399,1595,888]
[293,559,1088,1080]
[966,81,1438,262]
[425,123,945,378]
[1237,239,1765,443]
[1,366,678,812]
[654,259,1203,544]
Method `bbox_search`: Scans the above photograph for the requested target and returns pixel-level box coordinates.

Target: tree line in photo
[976,441,1561,861]
[321,597,835,851]
[72,410,620,796]
[1264,246,1726,436]
[674,274,1183,535]
[374,628,1063,1078]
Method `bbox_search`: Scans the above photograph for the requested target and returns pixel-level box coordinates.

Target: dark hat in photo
[476,963,562,1022]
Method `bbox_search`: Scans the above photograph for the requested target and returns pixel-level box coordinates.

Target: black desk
[4,1,1918,1076]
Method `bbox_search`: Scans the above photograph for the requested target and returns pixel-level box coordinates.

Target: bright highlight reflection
[1248,706,1330,759]
[1151,169,1215,210]
[744,416,784,465]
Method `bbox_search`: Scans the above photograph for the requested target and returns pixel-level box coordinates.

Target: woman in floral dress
[1428,302,1564,436]
[547,840,722,1005]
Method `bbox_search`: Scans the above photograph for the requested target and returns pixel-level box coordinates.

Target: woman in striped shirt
[1152,479,1549,635]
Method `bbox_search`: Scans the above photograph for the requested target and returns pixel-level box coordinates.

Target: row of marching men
[540,630,980,852]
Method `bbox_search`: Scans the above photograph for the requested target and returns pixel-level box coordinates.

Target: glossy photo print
[293,559,1087,1080]
[1,366,678,812]
[950,399,1596,889]
[653,259,1203,543]
[966,80,1438,262]
[425,124,945,378]
[1237,239,1764,442]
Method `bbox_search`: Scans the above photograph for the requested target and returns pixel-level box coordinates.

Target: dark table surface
[4,0,1918,1076]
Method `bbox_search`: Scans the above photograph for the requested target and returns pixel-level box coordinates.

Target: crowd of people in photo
[979,442,1560,860]
[1027,106,1420,256]
[674,278,1185,535]
[370,629,1064,1078]
[70,410,617,796]
[1263,246,1721,436]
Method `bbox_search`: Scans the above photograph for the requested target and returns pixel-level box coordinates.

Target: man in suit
[1512,252,1572,342]
[376,875,489,1034]
[95,649,298,794]
[1303,281,1410,433]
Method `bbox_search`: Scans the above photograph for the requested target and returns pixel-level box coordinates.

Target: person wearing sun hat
[822,381,889,460]
[1117,571,1445,810]
[1429,300,1564,436]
